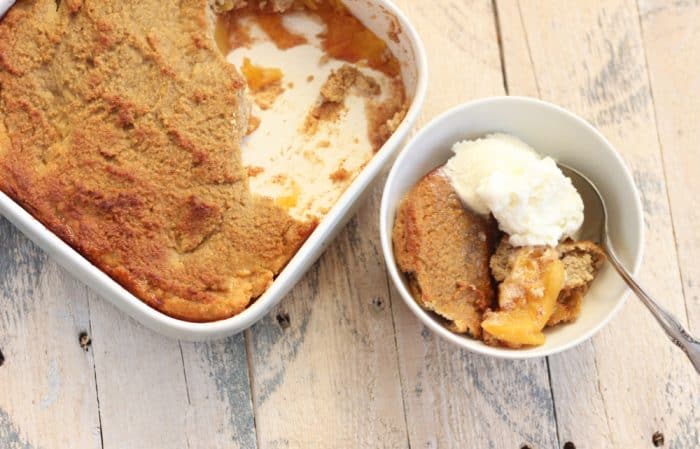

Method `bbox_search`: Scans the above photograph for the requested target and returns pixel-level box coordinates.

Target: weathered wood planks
[496,1,700,447]
[0,218,101,449]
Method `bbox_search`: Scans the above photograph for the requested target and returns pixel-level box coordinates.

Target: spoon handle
[604,238,700,374]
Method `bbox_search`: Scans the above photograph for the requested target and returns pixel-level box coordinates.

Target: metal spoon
[559,163,700,374]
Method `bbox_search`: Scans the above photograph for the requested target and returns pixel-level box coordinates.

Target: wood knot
[563,442,576,449]
[370,297,385,311]
[652,431,664,447]
[79,332,92,351]
[520,445,532,449]
[0,348,4,367]
[276,312,291,330]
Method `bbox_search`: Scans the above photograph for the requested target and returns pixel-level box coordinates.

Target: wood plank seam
[178,342,193,406]
[384,269,416,449]
[85,289,106,449]
[243,329,261,449]
[491,0,510,93]
[591,351,615,442]
[634,0,693,328]
[544,359,564,447]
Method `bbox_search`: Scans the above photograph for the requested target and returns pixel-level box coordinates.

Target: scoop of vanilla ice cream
[477,156,583,246]
[443,133,583,247]
[444,133,540,215]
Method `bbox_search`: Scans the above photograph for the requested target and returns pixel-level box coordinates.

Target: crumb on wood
[563,443,576,449]
[652,432,665,447]
[317,140,330,148]
[287,81,294,89]
[520,445,532,449]
[276,312,291,329]
[78,332,92,351]
[307,74,314,82]
[0,348,4,367]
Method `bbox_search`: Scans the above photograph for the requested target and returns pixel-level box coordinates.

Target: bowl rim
[380,95,645,359]
[0,0,429,340]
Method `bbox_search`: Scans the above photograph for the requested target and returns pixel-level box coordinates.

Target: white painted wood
[87,299,191,449]
[638,0,700,331]
[248,184,409,449]
[180,336,258,449]
[496,1,700,448]
[0,218,101,449]
[385,1,559,448]
[88,299,258,449]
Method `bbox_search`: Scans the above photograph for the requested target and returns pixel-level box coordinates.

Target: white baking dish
[0,0,427,340]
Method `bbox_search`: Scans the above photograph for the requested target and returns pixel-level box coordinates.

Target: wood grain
[638,0,700,331]
[496,1,700,448]
[385,1,559,448]
[87,299,258,449]
[87,298,191,449]
[181,336,258,449]
[248,183,408,449]
[0,218,101,449]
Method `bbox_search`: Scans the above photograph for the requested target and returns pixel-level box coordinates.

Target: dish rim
[379,95,645,360]
[0,0,429,340]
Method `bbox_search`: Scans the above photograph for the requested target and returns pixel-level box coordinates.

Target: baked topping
[0,0,407,322]
[393,171,498,338]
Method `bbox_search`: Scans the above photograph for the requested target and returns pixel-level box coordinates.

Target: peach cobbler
[393,134,605,348]
[0,0,407,321]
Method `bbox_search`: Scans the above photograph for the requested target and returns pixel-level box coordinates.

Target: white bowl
[380,96,644,359]
[0,0,428,341]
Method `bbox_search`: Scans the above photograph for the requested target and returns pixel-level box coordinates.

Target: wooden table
[1,1,699,448]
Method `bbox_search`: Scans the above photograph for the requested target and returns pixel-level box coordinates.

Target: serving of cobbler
[393,134,606,348]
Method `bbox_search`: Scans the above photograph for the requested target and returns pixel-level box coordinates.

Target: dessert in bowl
[381,97,644,358]
[0,0,427,339]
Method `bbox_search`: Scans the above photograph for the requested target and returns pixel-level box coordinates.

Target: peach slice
[482,248,565,347]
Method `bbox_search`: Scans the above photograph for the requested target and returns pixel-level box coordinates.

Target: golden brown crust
[0,0,315,322]
[393,170,498,337]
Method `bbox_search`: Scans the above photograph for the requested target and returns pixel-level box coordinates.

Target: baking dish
[0,0,427,340]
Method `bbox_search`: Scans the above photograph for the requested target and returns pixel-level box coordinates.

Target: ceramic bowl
[380,96,644,358]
